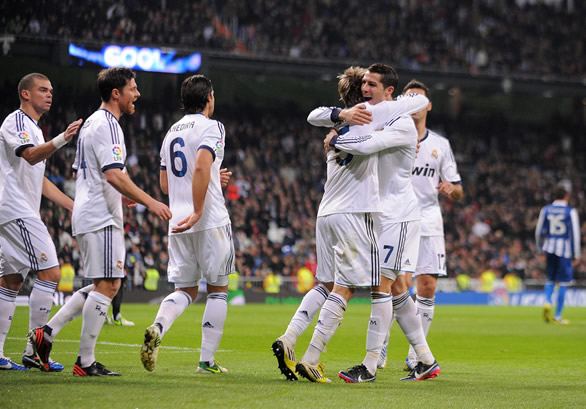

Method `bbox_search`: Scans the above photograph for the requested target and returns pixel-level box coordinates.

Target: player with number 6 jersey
[159,112,229,235]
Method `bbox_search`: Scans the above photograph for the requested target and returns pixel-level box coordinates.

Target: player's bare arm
[338,104,372,125]
[172,148,213,233]
[160,169,169,195]
[104,168,171,220]
[42,177,73,212]
[20,119,83,165]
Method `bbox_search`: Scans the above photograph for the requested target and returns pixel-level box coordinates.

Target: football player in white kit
[285,66,430,383]
[0,73,82,371]
[141,75,235,375]
[29,67,172,376]
[319,64,440,382]
[400,80,463,370]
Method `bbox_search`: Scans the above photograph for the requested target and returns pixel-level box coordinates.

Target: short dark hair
[18,73,48,102]
[366,63,398,93]
[402,79,431,100]
[181,75,213,114]
[337,66,366,108]
[97,67,136,102]
[553,185,568,200]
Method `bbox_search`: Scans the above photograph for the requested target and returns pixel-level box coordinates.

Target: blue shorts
[545,253,573,284]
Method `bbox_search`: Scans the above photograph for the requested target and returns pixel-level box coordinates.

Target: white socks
[45,284,94,343]
[393,291,435,365]
[408,296,435,361]
[25,280,57,354]
[78,291,111,367]
[200,293,228,363]
[303,292,347,366]
[153,291,192,338]
[282,284,330,345]
[0,287,18,357]
[363,292,392,375]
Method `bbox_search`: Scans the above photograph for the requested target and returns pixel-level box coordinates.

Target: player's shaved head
[338,66,366,108]
[18,73,49,102]
[181,75,213,114]
[97,67,136,102]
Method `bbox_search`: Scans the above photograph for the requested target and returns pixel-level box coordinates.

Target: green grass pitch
[3,303,585,409]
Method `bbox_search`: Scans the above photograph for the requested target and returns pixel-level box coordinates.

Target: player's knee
[37,266,61,283]
[0,273,24,291]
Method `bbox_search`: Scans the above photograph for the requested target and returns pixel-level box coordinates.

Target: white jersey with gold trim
[160,113,230,234]
[72,108,126,236]
[0,109,46,224]
[412,129,461,236]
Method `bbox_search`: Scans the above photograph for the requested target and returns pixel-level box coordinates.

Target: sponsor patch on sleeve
[17,131,30,144]
[112,145,123,162]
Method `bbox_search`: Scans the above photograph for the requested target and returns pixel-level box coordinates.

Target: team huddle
[1,63,577,380]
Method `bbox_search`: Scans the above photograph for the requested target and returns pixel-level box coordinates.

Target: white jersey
[308,94,428,218]
[72,108,126,236]
[160,113,230,234]
[0,109,46,224]
[330,95,429,222]
[411,129,462,236]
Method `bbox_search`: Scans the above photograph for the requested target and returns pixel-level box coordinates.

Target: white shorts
[414,235,447,277]
[315,213,379,288]
[167,224,234,288]
[0,217,58,278]
[375,217,420,281]
[76,226,126,279]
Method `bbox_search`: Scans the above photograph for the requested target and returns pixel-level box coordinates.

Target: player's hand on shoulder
[220,168,232,187]
[172,212,201,233]
[339,104,372,125]
[64,119,84,142]
[148,200,172,221]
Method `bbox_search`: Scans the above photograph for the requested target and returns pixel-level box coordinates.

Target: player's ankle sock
[363,292,392,374]
[44,284,94,343]
[26,280,57,354]
[200,293,227,363]
[394,291,435,365]
[416,296,435,336]
[154,291,192,338]
[79,291,111,367]
[283,284,330,345]
[304,292,347,366]
[0,287,18,357]
[544,282,555,304]
[555,285,568,319]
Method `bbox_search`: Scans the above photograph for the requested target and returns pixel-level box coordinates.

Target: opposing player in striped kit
[141,74,235,375]
[0,73,82,371]
[536,185,581,325]
[29,67,171,376]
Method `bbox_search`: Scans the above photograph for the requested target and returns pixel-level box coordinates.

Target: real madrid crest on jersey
[432,149,438,159]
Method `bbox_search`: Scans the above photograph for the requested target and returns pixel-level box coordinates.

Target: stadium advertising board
[68,43,202,73]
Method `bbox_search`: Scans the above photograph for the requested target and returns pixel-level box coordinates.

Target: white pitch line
[7,337,231,352]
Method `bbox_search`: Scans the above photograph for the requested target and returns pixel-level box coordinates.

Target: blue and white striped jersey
[72,108,126,236]
[535,200,581,259]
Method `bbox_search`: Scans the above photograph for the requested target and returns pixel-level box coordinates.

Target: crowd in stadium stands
[1,0,584,79]
[1,76,584,292]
